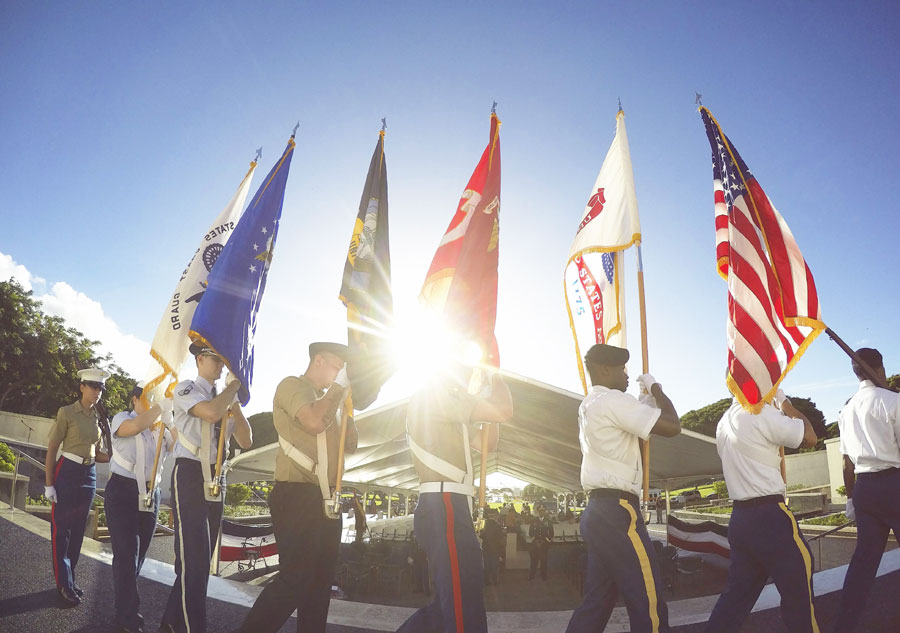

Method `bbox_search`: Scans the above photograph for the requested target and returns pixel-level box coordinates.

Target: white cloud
[0,252,45,292]
[1,251,149,378]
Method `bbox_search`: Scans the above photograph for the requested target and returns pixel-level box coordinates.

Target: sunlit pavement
[3,507,900,632]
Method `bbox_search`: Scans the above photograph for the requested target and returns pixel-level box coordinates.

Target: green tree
[522,484,556,501]
[0,279,135,417]
[680,398,731,438]
[888,374,900,391]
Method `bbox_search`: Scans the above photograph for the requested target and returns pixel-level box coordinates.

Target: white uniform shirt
[838,380,900,473]
[716,400,804,501]
[172,377,234,462]
[110,410,168,481]
[578,385,660,497]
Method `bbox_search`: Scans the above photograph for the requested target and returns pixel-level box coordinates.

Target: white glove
[636,374,657,395]
[226,371,241,388]
[160,408,174,429]
[639,393,658,409]
[334,366,350,388]
[774,389,788,407]
[44,485,58,504]
[160,397,174,414]
[845,499,855,521]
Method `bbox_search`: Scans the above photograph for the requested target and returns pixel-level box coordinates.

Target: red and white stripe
[709,113,825,411]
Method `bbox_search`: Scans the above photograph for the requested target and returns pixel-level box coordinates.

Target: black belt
[733,494,784,508]
[589,488,640,506]
[858,467,900,478]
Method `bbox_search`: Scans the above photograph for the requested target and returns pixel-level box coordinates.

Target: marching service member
[160,343,252,633]
[234,342,356,633]
[704,391,819,633]
[396,364,513,633]
[106,384,177,633]
[565,343,680,633]
[45,367,112,606]
[833,348,900,633]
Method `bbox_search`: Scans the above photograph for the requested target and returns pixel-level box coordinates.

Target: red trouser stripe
[50,458,64,586]
[442,492,465,633]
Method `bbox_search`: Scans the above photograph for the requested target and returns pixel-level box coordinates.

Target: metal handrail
[4,445,170,534]
[804,515,856,572]
[806,519,856,542]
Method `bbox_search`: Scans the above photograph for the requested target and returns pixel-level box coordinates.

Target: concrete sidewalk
[3,507,900,632]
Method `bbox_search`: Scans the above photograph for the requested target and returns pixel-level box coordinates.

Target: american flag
[701,107,825,412]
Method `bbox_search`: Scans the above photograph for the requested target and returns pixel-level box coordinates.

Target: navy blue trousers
[50,458,95,593]
[705,498,819,633]
[834,468,900,633]
[396,492,487,633]
[565,493,670,633]
[161,458,223,633]
[105,473,160,631]
[236,482,342,633]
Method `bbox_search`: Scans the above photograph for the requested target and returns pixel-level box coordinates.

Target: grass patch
[224,504,270,518]
[802,513,849,526]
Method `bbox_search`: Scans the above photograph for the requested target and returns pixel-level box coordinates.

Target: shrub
[836,485,847,497]
[0,442,16,473]
[712,480,728,499]
[225,483,252,506]
[802,513,849,526]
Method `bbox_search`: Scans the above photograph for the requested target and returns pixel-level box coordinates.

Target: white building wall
[825,437,847,502]
[784,450,830,490]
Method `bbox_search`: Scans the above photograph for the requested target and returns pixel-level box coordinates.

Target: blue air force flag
[189,138,295,405]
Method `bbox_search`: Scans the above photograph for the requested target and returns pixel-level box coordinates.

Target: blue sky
[2,2,899,432]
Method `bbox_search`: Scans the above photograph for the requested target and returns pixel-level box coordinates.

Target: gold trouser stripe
[777,502,820,633]
[620,499,660,633]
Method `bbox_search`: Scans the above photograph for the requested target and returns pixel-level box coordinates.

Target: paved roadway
[3,508,900,632]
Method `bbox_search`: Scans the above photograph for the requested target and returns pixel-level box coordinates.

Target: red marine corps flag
[420,111,502,368]
[700,107,826,412]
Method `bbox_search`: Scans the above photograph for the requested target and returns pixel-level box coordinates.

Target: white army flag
[564,110,642,392]
[142,160,257,400]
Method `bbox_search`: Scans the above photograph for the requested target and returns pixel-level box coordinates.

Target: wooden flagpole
[825,327,894,391]
[635,245,652,519]
[479,427,489,512]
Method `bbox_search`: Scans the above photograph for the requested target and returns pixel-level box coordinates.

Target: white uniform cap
[77,368,111,384]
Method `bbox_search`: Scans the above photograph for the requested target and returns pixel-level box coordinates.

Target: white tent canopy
[228,371,723,494]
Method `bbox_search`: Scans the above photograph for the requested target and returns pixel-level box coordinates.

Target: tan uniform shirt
[272,375,343,487]
[49,401,101,459]
[407,384,477,484]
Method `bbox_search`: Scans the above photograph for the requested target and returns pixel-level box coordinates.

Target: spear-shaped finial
[491,101,498,115]
[292,121,300,137]
[381,117,387,131]
[695,92,703,106]
[253,147,262,163]
[618,97,623,113]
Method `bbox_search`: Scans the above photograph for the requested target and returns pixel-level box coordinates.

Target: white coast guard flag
[564,110,642,392]
[142,161,257,400]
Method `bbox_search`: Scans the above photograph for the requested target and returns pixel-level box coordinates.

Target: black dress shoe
[73,584,84,597]
[58,586,81,606]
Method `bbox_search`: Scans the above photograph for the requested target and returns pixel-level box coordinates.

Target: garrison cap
[77,368,110,384]
[189,342,221,358]
[309,342,350,361]
[584,343,630,367]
